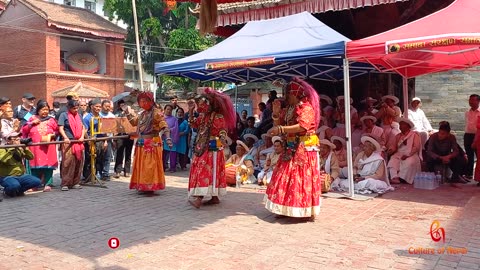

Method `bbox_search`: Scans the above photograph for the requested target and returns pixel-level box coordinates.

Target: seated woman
[257,136,284,185]
[332,135,393,194]
[331,136,347,167]
[256,134,274,171]
[318,139,340,193]
[387,117,421,184]
[225,140,256,185]
[425,121,468,183]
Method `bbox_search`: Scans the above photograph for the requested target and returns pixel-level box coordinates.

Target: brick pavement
[1,169,480,270]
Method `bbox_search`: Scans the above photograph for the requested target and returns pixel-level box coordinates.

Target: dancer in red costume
[187,88,236,208]
[265,77,322,221]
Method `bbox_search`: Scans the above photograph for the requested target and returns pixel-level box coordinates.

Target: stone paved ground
[1,169,480,270]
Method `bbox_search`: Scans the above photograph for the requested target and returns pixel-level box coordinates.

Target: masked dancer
[266,77,321,221]
[125,92,172,193]
[187,88,235,208]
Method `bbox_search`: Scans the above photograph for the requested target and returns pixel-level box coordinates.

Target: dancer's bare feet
[189,197,202,209]
[309,215,316,222]
[203,196,220,205]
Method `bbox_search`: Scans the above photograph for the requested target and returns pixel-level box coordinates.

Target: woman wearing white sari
[387,117,421,184]
[332,135,393,194]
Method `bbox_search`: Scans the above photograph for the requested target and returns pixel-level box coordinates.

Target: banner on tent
[205,57,275,70]
[386,36,480,54]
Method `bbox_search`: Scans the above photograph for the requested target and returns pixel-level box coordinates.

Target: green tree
[103,0,218,95]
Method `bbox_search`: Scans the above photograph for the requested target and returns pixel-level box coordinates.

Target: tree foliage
[103,0,219,95]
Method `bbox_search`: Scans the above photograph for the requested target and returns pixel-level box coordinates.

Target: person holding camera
[0,132,41,197]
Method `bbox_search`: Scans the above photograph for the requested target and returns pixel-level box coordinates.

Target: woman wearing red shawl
[187,88,235,208]
[58,100,85,190]
[265,77,322,221]
[125,92,172,193]
[22,101,59,192]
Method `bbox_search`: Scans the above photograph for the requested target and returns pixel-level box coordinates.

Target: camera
[20,138,32,145]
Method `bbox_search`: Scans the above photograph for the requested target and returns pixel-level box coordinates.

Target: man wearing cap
[361,115,385,147]
[319,139,340,192]
[376,95,402,136]
[408,97,434,149]
[387,117,421,184]
[13,93,36,127]
[0,132,41,197]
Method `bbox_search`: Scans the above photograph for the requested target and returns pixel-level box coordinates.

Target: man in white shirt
[408,97,434,149]
[464,94,480,179]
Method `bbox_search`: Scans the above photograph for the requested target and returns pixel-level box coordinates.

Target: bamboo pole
[0,135,130,149]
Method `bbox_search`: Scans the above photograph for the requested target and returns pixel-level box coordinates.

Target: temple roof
[13,0,127,38]
[51,82,109,98]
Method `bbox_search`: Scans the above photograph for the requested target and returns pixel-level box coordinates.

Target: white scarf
[325,152,332,174]
[358,152,384,177]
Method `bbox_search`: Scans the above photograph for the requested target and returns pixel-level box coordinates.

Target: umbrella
[112,92,131,103]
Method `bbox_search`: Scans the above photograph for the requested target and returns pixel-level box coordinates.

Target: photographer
[0,132,41,197]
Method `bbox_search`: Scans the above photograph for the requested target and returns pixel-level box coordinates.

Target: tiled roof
[191,0,410,26]
[18,0,127,38]
[51,82,109,98]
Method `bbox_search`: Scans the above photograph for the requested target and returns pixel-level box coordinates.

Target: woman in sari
[187,88,235,208]
[22,101,58,192]
[58,100,85,190]
[225,140,256,185]
[265,77,321,221]
[125,92,172,193]
[163,104,179,173]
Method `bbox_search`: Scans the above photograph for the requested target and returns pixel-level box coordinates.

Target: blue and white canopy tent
[155,12,367,197]
[155,12,370,83]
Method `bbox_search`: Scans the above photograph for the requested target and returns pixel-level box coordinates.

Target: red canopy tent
[346,0,480,115]
[347,0,480,78]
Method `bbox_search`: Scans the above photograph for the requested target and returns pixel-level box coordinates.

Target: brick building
[0,0,126,105]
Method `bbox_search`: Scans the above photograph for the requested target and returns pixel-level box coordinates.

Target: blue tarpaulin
[154,12,369,83]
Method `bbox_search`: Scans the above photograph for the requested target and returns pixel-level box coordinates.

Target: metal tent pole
[402,77,409,118]
[343,58,355,198]
[132,0,145,93]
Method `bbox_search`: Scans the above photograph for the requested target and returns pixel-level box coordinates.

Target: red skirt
[265,145,321,217]
[188,150,227,197]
